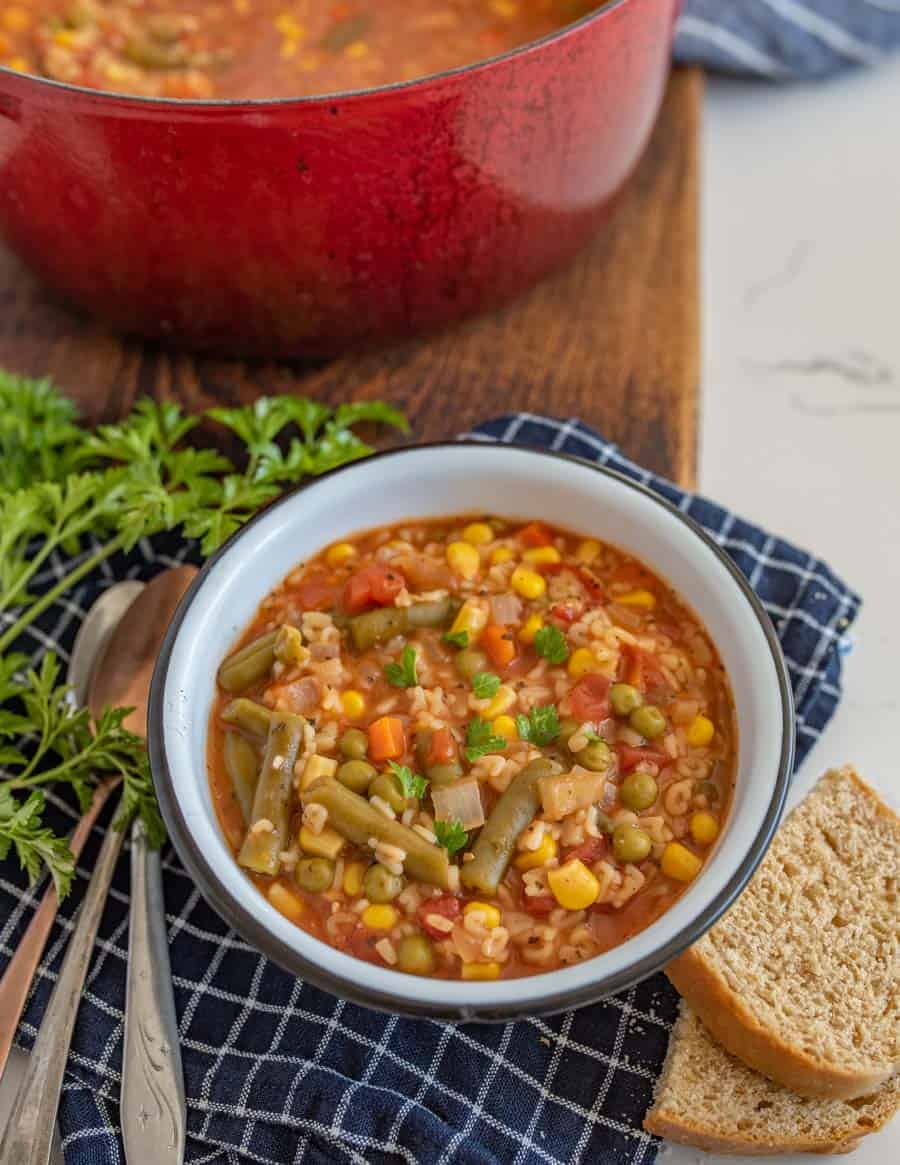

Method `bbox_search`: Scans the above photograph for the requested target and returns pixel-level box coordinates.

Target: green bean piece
[274,624,306,665]
[454,647,488,680]
[396,934,435,976]
[349,607,409,651]
[303,777,452,889]
[426,761,464,786]
[363,864,404,903]
[221,697,272,740]
[406,596,459,628]
[218,629,278,693]
[296,858,335,893]
[237,711,306,876]
[339,728,369,759]
[368,771,407,815]
[336,759,376,794]
[461,758,561,895]
[222,730,260,824]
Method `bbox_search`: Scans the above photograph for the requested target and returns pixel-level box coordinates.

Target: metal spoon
[0,580,143,1165]
[0,567,195,1165]
[89,564,197,1165]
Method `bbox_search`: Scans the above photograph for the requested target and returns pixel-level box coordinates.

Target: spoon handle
[0,778,118,1081]
[0,813,125,1165]
[121,819,185,1165]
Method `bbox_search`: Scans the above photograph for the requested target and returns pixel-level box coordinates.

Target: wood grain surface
[0,68,701,485]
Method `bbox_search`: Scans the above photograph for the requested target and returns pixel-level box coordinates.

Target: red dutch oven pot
[0,0,678,357]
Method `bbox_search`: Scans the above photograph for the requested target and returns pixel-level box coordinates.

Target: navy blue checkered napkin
[677,0,900,79]
[0,415,859,1165]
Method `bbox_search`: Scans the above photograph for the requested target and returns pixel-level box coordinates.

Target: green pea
[426,761,463,785]
[558,717,581,749]
[610,683,642,717]
[396,933,436,976]
[620,771,658,812]
[336,759,376,794]
[577,739,612,773]
[339,728,369,759]
[363,863,404,903]
[629,704,667,740]
[368,772,407,815]
[454,648,488,680]
[696,779,721,804]
[612,823,652,864]
[295,858,335,893]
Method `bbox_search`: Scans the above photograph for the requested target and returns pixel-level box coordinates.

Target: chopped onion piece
[431,777,485,831]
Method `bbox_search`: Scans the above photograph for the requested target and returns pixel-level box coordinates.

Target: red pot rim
[0,0,634,111]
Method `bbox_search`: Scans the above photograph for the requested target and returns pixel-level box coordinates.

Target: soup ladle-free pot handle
[0,815,126,1165]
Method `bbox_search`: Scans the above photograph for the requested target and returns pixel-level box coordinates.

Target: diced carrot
[427,726,456,765]
[482,624,517,669]
[368,715,406,761]
[517,521,553,548]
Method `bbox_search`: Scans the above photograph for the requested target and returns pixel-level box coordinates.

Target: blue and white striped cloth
[677,0,900,78]
[0,414,860,1165]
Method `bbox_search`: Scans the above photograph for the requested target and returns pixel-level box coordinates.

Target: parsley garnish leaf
[533,625,569,665]
[516,705,561,747]
[471,672,501,699]
[443,629,469,648]
[465,717,507,763]
[433,819,468,856]
[388,762,428,800]
[384,644,418,689]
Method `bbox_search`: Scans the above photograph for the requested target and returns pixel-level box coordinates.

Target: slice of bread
[667,766,899,1100]
[645,1004,900,1155]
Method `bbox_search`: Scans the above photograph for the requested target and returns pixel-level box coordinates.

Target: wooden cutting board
[0,69,701,485]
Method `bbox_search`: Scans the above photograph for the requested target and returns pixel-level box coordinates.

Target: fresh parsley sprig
[471,672,501,699]
[433,819,468,856]
[443,629,469,648]
[384,644,418,689]
[516,705,561,746]
[533,625,569,665]
[465,717,507,763]
[387,762,428,800]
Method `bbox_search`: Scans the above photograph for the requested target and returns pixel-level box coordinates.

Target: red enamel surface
[0,0,677,357]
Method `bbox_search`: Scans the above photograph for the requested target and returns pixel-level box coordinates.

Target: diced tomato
[417,895,461,938]
[619,644,666,693]
[348,926,382,965]
[343,563,405,613]
[482,623,517,669]
[541,561,604,604]
[564,836,607,864]
[523,893,556,916]
[550,602,583,626]
[295,577,341,611]
[616,743,670,773]
[568,674,611,721]
[611,561,656,589]
[518,521,553,548]
[427,726,456,766]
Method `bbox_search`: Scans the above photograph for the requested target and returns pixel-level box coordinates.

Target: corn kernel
[690,811,720,847]
[343,39,368,58]
[343,860,366,896]
[299,824,345,860]
[268,882,304,923]
[483,684,516,720]
[568,647,599,678]
[326,541,357,568]
[491,547,514,565]
[446,540,480,580]
[575,539,600,563]
[514,833,557,871]
[449,599,488,643]
[341,690,366,719]
[686,714,715,748]
[523,546,561,567]
[661,842,702,883]
[464,901,502,929]
[462,521,493,545]
[518,613,544,644]
[617,588,656,611]
[299,754,337,790]
[547,858,600,910]
[510,566,546,600]
[461,961,502,981]
[361,904,399,930]
[53,28,77,46]
[492,714,518,743]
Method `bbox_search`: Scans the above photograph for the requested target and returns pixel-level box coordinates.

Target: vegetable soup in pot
[208,516,737,982]
[2,0,601,99]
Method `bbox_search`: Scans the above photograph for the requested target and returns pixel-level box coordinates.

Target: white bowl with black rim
[149,443,793,1020]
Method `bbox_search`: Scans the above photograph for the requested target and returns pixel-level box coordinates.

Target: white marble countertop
[659,50,900,1165]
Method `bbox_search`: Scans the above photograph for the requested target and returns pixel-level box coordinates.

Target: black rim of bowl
[149,441,795,1021]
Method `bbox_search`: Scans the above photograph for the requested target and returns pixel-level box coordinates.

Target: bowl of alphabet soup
[150,444,793,1019]
[0,0,678,355]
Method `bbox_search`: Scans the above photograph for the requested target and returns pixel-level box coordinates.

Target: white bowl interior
[160,445,786,1010]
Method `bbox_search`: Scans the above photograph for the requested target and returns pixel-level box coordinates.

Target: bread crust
[667,767,900,1100]
[643,1109,864,1155]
